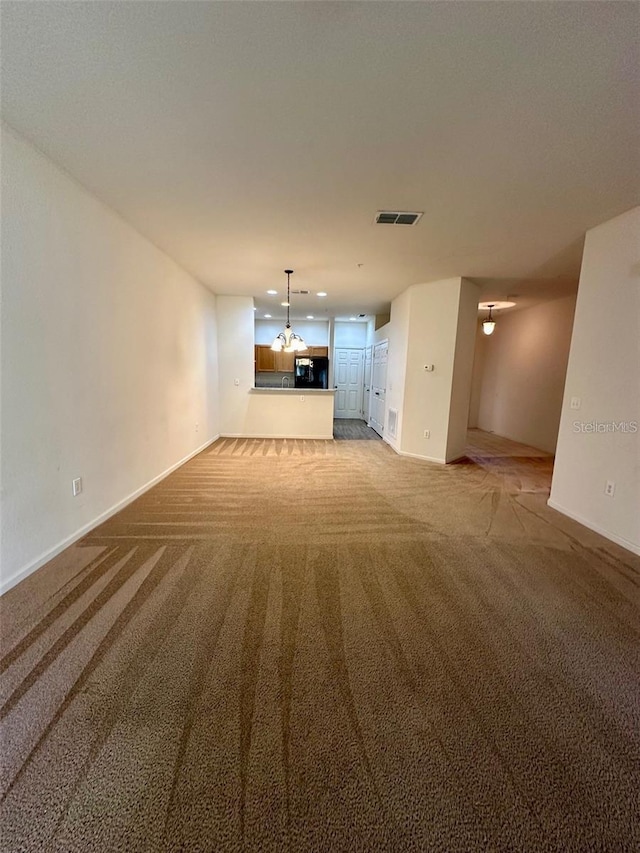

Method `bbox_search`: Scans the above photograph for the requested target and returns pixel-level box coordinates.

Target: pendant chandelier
[271,269,308,352]
[482,304,496,336]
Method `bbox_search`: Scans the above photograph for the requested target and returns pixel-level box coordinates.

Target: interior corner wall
[385,288,411,452]
[0,125,220,593]
[216,295,256,435]
[371,321,391,347]
[549,207,640,555]
[445,278,482,462]
[473,294,577,453]
[467,331,487,429]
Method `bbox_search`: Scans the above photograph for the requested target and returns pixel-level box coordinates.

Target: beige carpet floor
[1,431,639,852]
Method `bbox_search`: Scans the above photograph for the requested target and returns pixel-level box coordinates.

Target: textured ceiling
[2,1,638,319]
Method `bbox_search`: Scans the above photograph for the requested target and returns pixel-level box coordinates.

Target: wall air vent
[375,211,423,226]
[388,408,398,439]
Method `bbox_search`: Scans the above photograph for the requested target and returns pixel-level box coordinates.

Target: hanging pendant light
[271,270,308,352]
[482,304,496,336]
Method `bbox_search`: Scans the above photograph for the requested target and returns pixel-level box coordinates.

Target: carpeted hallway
[1,432,639,852]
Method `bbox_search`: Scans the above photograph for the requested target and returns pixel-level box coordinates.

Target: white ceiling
[2,1,638,320]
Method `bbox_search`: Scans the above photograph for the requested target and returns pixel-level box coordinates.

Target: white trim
[249,388,335,395]
[383,436,446,464]
[547,499,640,556]
[220,433,334,440]
[0,435,220,596]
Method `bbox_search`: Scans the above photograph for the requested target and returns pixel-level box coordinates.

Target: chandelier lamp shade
[482,304,496,336]
[271,270,308,352]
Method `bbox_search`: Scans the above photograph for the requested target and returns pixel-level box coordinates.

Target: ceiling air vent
[375,211,423,226]
[290,289,309,295]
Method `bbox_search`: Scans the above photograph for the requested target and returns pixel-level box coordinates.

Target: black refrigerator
[294,356,329,389]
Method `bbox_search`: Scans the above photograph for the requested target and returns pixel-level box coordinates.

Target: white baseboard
[0,435,220,597]
[547,499,640,556]
[397,450,447,464]
[220,433,334,440]
[383,437,446,464]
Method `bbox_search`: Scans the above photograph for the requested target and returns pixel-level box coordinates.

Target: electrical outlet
[300,395,305,402]
[423,429,430,438]
[570,396,581,410]
[195,422,199,432]
[604,480,615,497]
[234,378,240,386]
[72,477,82,497]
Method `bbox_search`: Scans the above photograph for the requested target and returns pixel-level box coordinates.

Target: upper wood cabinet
[255,344,326,372]
[255,345,295,372]
[275,350,295,372]
[255,345,276,372]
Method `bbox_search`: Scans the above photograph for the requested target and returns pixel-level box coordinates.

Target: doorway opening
[465,293,577,493]
[333,419,381,440]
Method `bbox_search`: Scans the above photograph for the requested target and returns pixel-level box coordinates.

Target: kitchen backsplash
[255,370,295,388]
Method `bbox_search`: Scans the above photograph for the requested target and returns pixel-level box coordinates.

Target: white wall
[446,279,483,461]
[242,392,335,439]
[550,207,640,555]
[371,321,391,346]
[467,327,486,429]
[216,296,256,434]
[385,289,411,451]
[334,321,368,349]
[472,295,577,453]
[1,125,220,592]
[389,277,479,462]
[254,319,329,346]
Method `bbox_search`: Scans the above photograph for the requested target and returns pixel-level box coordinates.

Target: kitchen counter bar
[250,387,335,394]
[234,387,335,438]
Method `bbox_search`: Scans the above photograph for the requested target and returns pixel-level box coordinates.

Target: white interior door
[333,348,364,418]
[369,340,388,436]
[363,345,373,422]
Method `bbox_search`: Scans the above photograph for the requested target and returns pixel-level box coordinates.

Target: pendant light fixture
[271,270,308,352]
[482,304,496,336]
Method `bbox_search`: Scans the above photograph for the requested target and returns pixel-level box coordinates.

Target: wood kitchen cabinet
[255,344,325,373]
[275,350,295,372]
[255,345,276,372]
[255,345,295,373]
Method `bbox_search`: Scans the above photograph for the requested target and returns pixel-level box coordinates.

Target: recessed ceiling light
[306,315,314,320]
[281,301,290,307]
[267,289,277,295]
[264,314,272,319]
[317,291,327,297]
[253,307,257,311]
